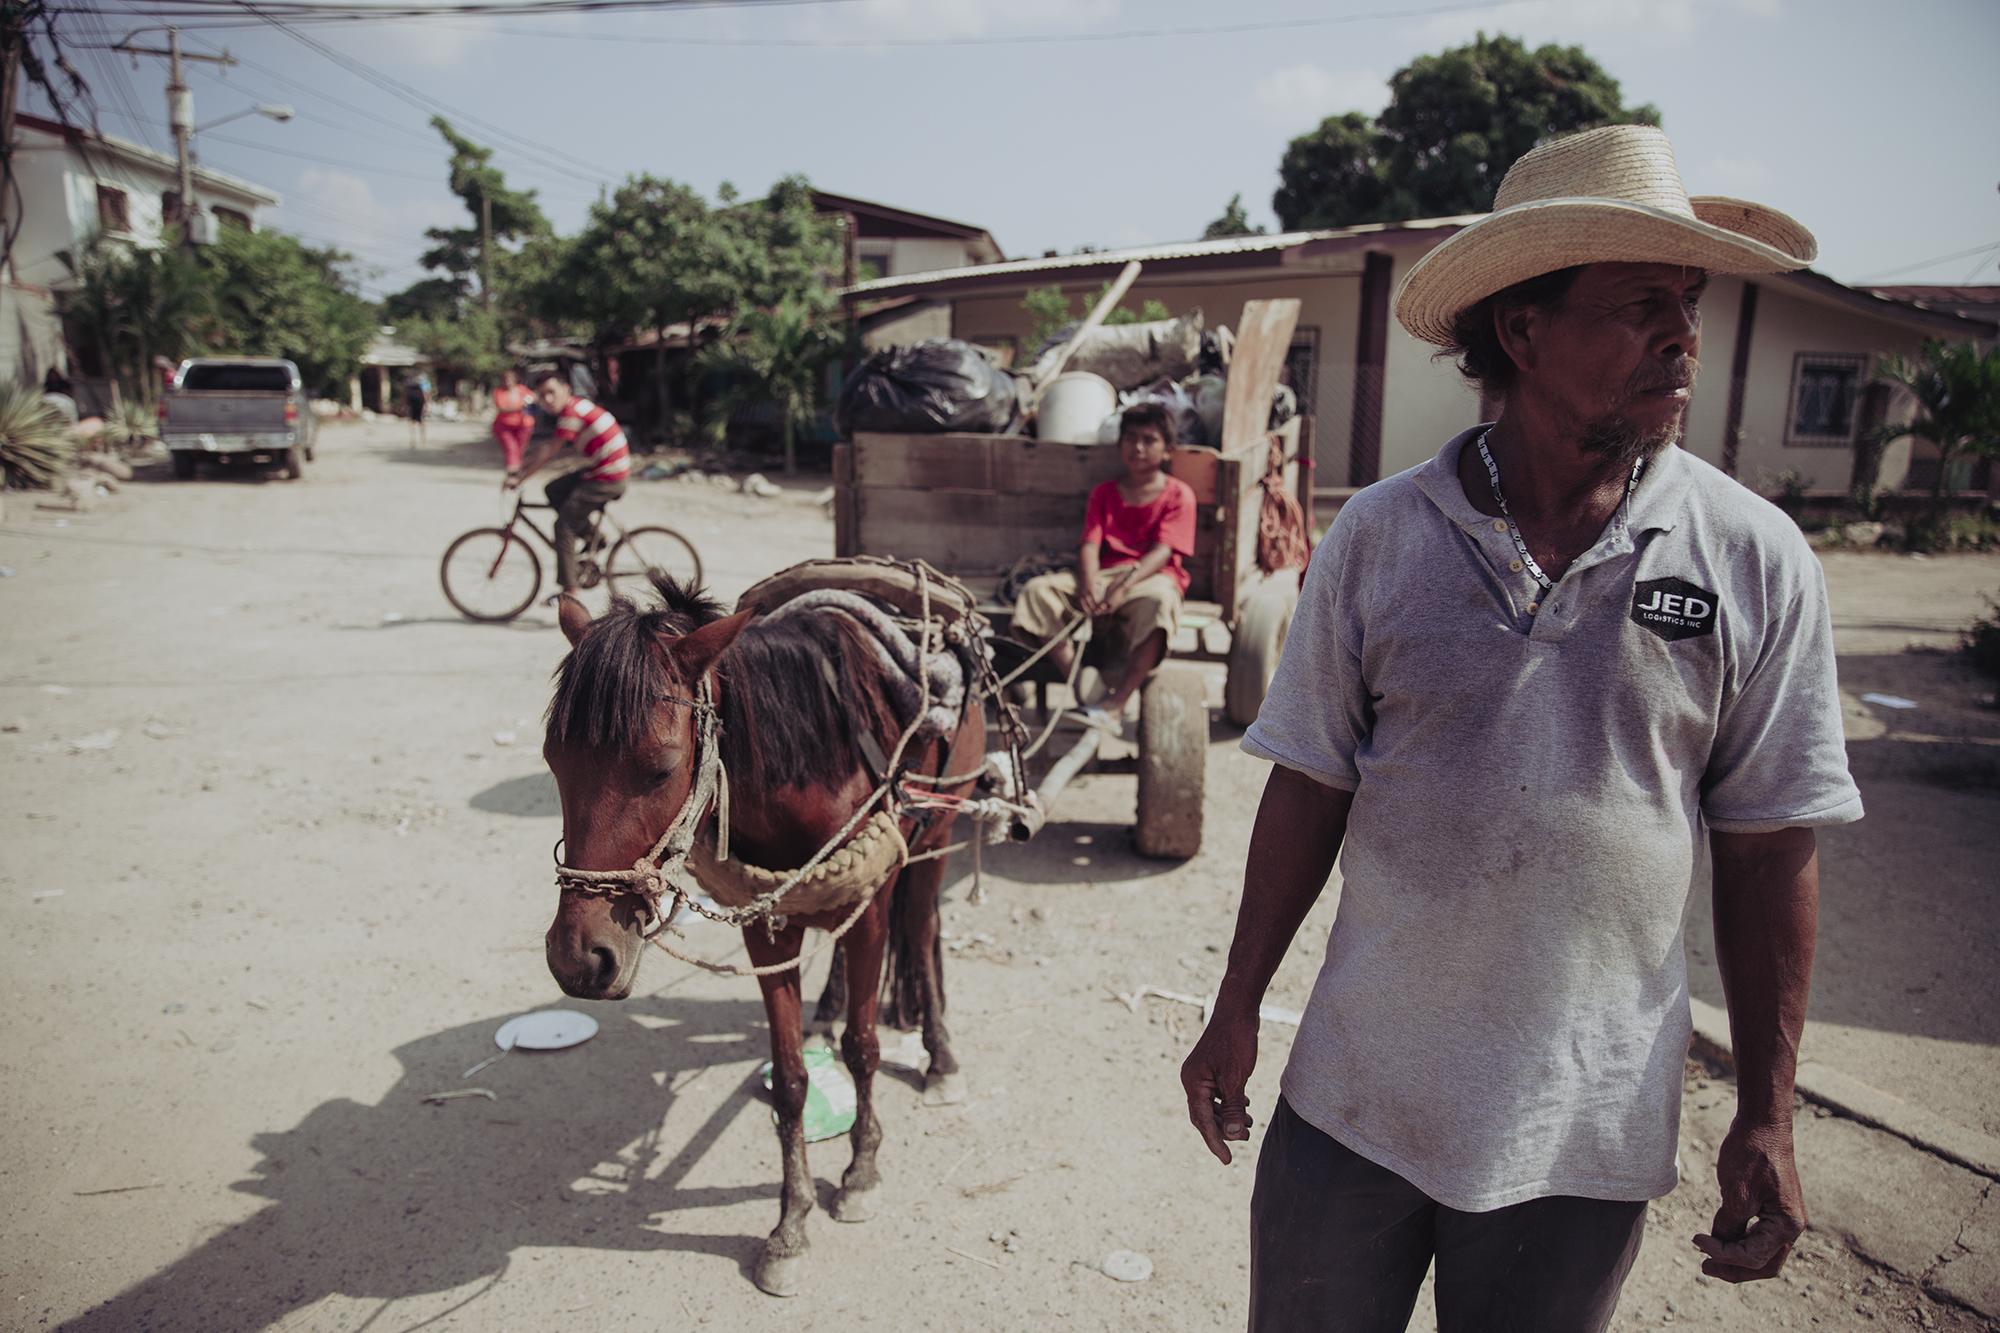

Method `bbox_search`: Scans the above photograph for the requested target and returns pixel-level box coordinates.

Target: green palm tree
[1861,339,2000,519]
[701,294,843,474]
[58,238,216,405]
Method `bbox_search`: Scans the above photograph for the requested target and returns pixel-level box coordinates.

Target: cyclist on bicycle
[506,371,631,596]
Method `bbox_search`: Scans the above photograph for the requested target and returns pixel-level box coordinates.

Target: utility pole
[479,187,492,309]
[112,29,236,245]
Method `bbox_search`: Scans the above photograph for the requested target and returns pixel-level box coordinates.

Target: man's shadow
[61,995,777,1331]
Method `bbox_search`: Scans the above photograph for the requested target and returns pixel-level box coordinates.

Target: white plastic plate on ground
[495,1010,600,1051]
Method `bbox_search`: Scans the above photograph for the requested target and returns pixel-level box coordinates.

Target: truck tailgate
[165,393,292,435]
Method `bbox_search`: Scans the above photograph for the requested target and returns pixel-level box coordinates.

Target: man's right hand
[1181,1002,1259,1164]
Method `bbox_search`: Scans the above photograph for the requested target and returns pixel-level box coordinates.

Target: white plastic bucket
[1038,372,1118,444]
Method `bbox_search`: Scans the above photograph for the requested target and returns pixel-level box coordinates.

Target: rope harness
[552,561,1040,978]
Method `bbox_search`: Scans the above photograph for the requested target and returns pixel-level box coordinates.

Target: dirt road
[2,419,1995,1331]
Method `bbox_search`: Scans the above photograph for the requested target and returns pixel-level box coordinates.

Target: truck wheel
[1135,663,1206,860]
[171,453,197,480]
[283,447,304,480]
[1224,577,1299,728]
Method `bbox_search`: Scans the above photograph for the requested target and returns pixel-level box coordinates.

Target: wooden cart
[830,299,1310,859]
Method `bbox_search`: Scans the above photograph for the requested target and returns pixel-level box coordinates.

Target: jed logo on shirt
[1631,576,1719,642]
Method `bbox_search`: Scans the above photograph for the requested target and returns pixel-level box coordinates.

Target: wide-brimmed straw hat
[1394,124,1816,346]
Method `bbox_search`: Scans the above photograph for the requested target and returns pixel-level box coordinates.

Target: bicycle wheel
[441,527,543,622]
[607,526,703,596]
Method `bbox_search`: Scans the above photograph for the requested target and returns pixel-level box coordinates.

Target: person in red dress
[1013,401,1197,733]
[491,369,534,475]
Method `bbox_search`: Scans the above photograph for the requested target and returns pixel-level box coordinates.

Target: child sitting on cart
[1013,401,1197,735]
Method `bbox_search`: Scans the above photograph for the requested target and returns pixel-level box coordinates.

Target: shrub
[0,383,76,488]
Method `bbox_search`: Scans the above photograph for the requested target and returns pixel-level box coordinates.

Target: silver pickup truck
[160,358,317,480]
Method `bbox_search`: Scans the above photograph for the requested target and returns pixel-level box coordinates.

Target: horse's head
[543,578,751,999]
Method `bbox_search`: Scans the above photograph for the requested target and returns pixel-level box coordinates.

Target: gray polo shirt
[1243,426,1862,1212]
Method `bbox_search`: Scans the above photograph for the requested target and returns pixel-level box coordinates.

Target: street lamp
[194,103,294,134]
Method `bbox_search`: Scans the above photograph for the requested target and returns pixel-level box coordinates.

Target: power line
[62,0,865,22]
[1856,240,2000,285]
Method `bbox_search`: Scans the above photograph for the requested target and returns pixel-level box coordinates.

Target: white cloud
[1252,65,1388,127]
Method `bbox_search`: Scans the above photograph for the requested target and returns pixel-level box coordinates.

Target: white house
[3,112,281,389]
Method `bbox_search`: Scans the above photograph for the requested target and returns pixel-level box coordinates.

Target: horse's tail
[879,868,939,1031]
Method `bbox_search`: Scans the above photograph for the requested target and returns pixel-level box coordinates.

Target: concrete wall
[885,237,978,277]
[1733,282,1926,492]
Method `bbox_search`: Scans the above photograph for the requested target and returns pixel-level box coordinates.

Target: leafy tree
[552,174,745,431]
[58,238,216,404]
[1273,34,1658,230]
[201,227,376,394]
[382,276,467,324]
[1201,194,1265,240]
[701,294,844,474]
[1863,339,2000,535]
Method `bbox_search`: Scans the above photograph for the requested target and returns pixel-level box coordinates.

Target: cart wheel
[1135,663,1207,860]
[1224,577,1299,728]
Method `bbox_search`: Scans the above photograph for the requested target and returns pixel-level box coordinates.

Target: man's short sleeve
[1159,479,1197,558]
[553,410,583,447]
[1080,482,1113,548]
[1702,557,1863,832]
[1241,521,1371,791]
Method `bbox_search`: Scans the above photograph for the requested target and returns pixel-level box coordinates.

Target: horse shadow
[59,995,777,1332]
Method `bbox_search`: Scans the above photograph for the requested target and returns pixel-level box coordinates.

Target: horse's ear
[557,594,592,647]
[667,608,754,682]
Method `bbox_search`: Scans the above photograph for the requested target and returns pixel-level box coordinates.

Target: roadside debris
[740,472,782,499]
[1100,1250,1154,1283]
[946,1245,1003,1271]
[72,1181,165,1197]
[66,729,120,753]
[760,1046,857,1142]
[1861,692,1918,710]
[1111,984,1302,1027]
[421,1088,497,1105]
[492,730,518,747]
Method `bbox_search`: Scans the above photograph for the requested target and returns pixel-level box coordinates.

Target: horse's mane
[545,572,903,794]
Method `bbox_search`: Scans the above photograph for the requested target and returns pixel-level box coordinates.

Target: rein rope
[554,563,1041,979]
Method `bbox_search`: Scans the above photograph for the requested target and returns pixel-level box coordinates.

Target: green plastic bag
[759,1045,857,1143]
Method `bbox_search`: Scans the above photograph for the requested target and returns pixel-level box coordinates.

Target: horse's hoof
[922,1070,968,1107]
[753,1250,807,1298]
[830,1186,877,1224]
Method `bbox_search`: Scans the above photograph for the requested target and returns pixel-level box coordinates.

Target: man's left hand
[1693,1116,1806,1282]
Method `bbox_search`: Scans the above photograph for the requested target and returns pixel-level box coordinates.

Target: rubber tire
[440,527,542,623]
[606,525,703,593]
[1224,576,1300,728]
[1135,662,1207,860]
[282,446,304,480]
[171,452,197,480]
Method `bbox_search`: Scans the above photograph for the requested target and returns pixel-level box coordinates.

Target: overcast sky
[50,0,2000,301]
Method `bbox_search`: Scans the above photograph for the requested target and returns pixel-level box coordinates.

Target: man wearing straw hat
[1182,124,1860,1331]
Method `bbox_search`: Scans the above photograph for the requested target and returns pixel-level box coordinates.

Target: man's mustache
[1631,359,1700,394]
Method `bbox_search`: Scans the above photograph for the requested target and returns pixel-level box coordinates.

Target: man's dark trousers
[1250,1097,1647,1332]
[545,471,624,592]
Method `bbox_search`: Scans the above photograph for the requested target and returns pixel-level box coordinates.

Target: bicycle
[439,492,703,623]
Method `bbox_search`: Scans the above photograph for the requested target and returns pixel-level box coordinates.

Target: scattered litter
[381,612,405,624]
[491,730,517,748]
[66,729,119,753]
[741,472,782,499]
[989,1229,1022,1254]
[1,720,21,732]
[0,566,15,578]
[946,1245,1003,1271]
[246,998,270,1011]
[40,684,72,696]
[32,890,64,901]
[1112,985,1301,1027]
[1101,1250,1154,1283]
[73,1181,164,1197]
[760,1046,857,1142]
[162,1002,186,1015]
[142,721,174,740]
[393,816,411,836]
[1860,693,1918,711]
[422,1088,497,1104]
[495,1009,599,1051]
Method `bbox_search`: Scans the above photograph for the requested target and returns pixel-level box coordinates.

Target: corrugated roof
[841,215,1478,297]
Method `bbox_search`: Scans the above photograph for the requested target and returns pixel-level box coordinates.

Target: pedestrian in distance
[1181,124,1860,1333]
[404,371,431,450]
[492,368,534,476]
[505,372,630,597]
[1011,400,1197,739]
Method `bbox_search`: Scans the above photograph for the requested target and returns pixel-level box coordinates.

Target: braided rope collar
[552,681,729,939]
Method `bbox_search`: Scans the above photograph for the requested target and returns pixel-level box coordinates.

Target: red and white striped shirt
[555,397,630,483]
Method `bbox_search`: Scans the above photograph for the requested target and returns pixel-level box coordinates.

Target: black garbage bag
[837,339,1023,436]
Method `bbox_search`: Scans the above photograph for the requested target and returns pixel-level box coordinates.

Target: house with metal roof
[846,222,1997,500]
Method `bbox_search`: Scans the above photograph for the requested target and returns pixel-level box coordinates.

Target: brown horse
[541,576,985,1297]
